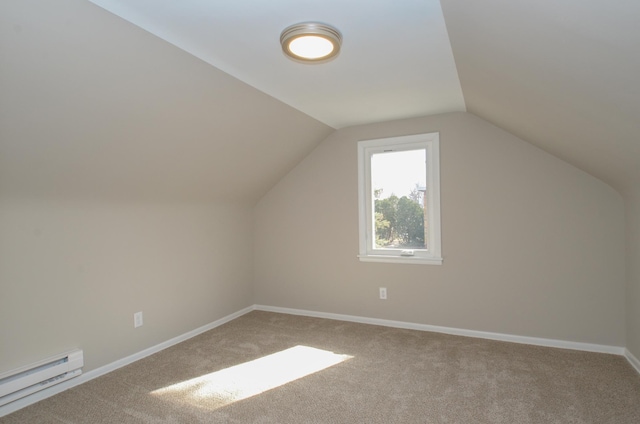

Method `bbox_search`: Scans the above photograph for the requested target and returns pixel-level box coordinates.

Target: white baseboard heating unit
[0,349,83,407]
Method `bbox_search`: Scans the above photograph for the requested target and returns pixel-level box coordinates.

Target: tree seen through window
[371,149,427,249]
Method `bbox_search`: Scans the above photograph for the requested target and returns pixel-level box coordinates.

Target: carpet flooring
[2,311,639,423]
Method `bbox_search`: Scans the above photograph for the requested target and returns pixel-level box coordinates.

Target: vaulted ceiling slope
[0,0,333,203]
[84,0,639,197]
[441,0,640,195]
[1,0,638,202]
[86,0,466,129]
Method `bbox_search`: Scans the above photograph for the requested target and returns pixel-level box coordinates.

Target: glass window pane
[371,149,427,250]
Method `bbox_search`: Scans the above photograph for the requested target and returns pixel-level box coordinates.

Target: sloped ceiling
[0,0,333,203]
[440,0,640,195]
[1,0,638,202]
[85,0,466,129]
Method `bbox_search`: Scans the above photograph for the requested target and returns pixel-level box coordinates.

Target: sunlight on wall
[151,345,352,410]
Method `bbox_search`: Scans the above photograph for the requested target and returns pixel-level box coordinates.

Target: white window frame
[357,132,442,265]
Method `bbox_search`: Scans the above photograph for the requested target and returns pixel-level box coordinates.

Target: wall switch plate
[379,287,387,300]
[134,311,143,328]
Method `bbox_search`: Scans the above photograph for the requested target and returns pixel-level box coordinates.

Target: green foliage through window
[374,191,425,249]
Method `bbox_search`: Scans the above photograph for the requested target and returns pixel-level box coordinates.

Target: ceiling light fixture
[280,22,342,63]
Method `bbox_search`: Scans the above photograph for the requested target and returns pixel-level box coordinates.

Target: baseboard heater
[0,349,83,407]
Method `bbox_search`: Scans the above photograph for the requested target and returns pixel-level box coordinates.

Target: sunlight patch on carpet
[150,345,352,410]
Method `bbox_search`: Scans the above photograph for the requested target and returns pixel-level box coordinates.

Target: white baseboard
[625,349,640,374]
[254,305,626,356]
[0,305,254,418]
[3,303,637,418]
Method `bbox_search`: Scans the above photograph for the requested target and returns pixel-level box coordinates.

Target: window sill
[357,255,443,265]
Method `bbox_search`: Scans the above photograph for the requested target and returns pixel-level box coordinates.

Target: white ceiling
[2,0,638,202]
[87,0,466,129]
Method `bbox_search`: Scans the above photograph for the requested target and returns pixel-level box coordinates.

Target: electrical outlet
[134,311,143,328]
[379,287,387,300]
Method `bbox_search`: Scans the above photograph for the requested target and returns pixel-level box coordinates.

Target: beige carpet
[2,311,640,423]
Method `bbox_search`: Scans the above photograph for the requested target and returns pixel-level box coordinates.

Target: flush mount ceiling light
[280,22,342,63]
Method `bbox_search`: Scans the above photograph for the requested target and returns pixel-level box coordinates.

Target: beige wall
[0,0,325,376]
[626,192,640,358]
[254,112,626,346]
[0,198,253,373]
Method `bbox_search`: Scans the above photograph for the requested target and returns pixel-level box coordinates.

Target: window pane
[371,149,427,250]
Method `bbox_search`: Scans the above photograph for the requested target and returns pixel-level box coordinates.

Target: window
[357,132,442,264]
